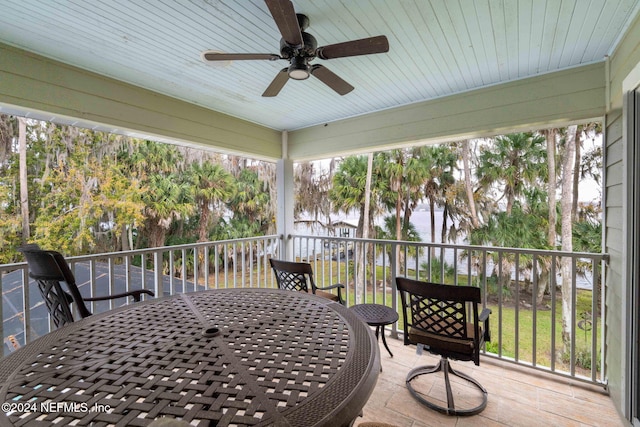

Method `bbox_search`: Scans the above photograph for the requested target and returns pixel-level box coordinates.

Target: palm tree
[477,132,547,214]
[421,145,457,244]
[117,140,194,248]
[188,162,235,242]
[329,155,384,239]
[142,173,194,248]
[376,150,403,242]
[126,139,186,178]
[377,148,429,242]
[229,168,271,234]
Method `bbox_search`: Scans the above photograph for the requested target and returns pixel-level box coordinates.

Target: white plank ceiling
[0,0,638,131]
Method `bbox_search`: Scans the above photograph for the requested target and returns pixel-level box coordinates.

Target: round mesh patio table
[0,289,380,427]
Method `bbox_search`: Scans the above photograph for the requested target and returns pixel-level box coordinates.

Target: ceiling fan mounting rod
[296,13,309,31]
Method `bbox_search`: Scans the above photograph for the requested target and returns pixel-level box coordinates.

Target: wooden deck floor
[354,335,623,427]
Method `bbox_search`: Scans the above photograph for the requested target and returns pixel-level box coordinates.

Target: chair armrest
[315,283,345,305]
[84,289,155,303]
[479,307,491,342]
[316,283,345,292]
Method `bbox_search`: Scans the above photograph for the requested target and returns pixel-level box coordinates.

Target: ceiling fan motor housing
[279,31,317,59]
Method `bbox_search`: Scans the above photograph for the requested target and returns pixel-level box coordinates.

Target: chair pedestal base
[406,358,487,416]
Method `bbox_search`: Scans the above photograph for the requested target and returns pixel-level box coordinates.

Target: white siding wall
[606,10,640,423]
[604,108,625,414]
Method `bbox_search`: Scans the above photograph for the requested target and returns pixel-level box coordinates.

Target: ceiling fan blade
[316,35,389,59]
[262,68,290,97]
[202,51,281,61]
[265,0,303,47]
[310,65,354,95]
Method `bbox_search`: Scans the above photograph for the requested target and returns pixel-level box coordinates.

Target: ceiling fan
[200,0,389,97]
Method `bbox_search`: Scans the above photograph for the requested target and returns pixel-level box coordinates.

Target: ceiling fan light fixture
[288,57,310,80]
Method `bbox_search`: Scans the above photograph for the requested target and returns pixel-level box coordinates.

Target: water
[295,208,596,290]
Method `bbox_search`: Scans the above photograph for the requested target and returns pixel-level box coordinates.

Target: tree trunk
[561,125,577,347]
[121,224,131,251]
[148,223,166,248]
[129,226,135,250]
[441,205,448,243]
[506,187,514,215]
[0,115,15,164]
[546,129,558,246]
[356,207,365,238]
[198,202,210,242]
[395,195,402,242]
[429,196,436,259]
[362,153,373,240]
[538,128,557,305]
[572,127,582,221]
[18,118,30,242]
[395,189,403,275]
[536,268,550,306]
[356,152,374,304]
[462,140,479,228]
[402,191,412,240]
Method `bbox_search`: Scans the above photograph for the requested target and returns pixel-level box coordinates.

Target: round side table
[350,303,399,357]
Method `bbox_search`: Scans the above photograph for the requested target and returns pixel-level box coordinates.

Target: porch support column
[276,131,294,261]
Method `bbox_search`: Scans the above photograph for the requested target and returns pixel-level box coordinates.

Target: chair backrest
[20,247,92,327]
[396,276,482,363]
[269,259,315,293]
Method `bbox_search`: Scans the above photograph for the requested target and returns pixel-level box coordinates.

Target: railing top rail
[3,235,281,269]
[0,262,26,270]
[290,234,609,261]
[50,235,280,263]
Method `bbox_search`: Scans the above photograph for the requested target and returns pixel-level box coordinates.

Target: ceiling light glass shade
[288,57,310,80]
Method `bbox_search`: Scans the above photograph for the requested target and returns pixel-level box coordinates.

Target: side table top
[350,303,399,326]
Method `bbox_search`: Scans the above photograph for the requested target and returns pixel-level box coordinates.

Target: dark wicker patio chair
[20,246,154,329]
[269,258,345,305]
[396,276,491,416]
